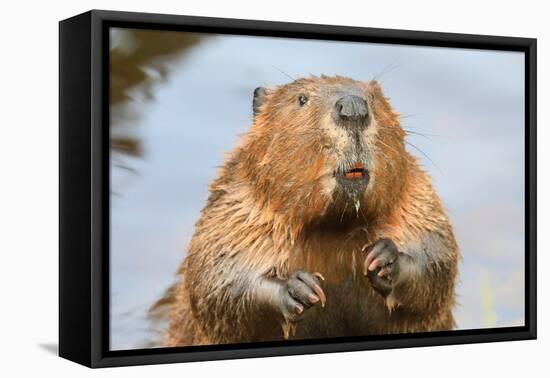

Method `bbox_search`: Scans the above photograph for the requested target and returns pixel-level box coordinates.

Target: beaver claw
[278,270,326,322]
[362,238,400,297]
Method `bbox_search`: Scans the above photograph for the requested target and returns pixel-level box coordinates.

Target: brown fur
[164,75,459,346]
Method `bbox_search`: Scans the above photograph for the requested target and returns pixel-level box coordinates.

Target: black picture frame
[59,9,537,368]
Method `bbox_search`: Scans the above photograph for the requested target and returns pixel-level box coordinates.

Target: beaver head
[239,75,408,233]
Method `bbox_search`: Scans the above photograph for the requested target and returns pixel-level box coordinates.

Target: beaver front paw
[277,270,326,322]
[362,238,401,297]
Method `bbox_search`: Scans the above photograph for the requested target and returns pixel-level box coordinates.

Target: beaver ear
[253,87,268,117]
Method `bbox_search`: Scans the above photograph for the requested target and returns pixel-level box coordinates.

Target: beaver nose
[335,95,369,121]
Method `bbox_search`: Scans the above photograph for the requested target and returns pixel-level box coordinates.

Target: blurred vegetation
[110,29,203,158]
[109,29,205,346]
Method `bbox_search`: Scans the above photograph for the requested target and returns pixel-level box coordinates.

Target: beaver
[163,75,459,346]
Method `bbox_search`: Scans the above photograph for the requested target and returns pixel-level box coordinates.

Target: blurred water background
[110,28,525,350]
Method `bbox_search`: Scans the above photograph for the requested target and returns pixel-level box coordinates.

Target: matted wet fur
[162,75,459,346]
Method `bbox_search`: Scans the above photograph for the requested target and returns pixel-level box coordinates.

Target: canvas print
[109,28,525,350]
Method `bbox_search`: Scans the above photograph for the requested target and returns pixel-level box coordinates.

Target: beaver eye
[298,94,308,106]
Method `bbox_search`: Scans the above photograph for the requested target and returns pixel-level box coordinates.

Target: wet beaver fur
[163,75,459,346]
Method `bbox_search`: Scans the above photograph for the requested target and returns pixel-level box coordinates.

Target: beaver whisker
[404,129,447,138]
[371,61,401,81]
[405,130,431,140]
[375,138,401,159]
[375,124,402,134]
[271,65,296,81]
[405,140,443,174]
[398,113,418,120]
